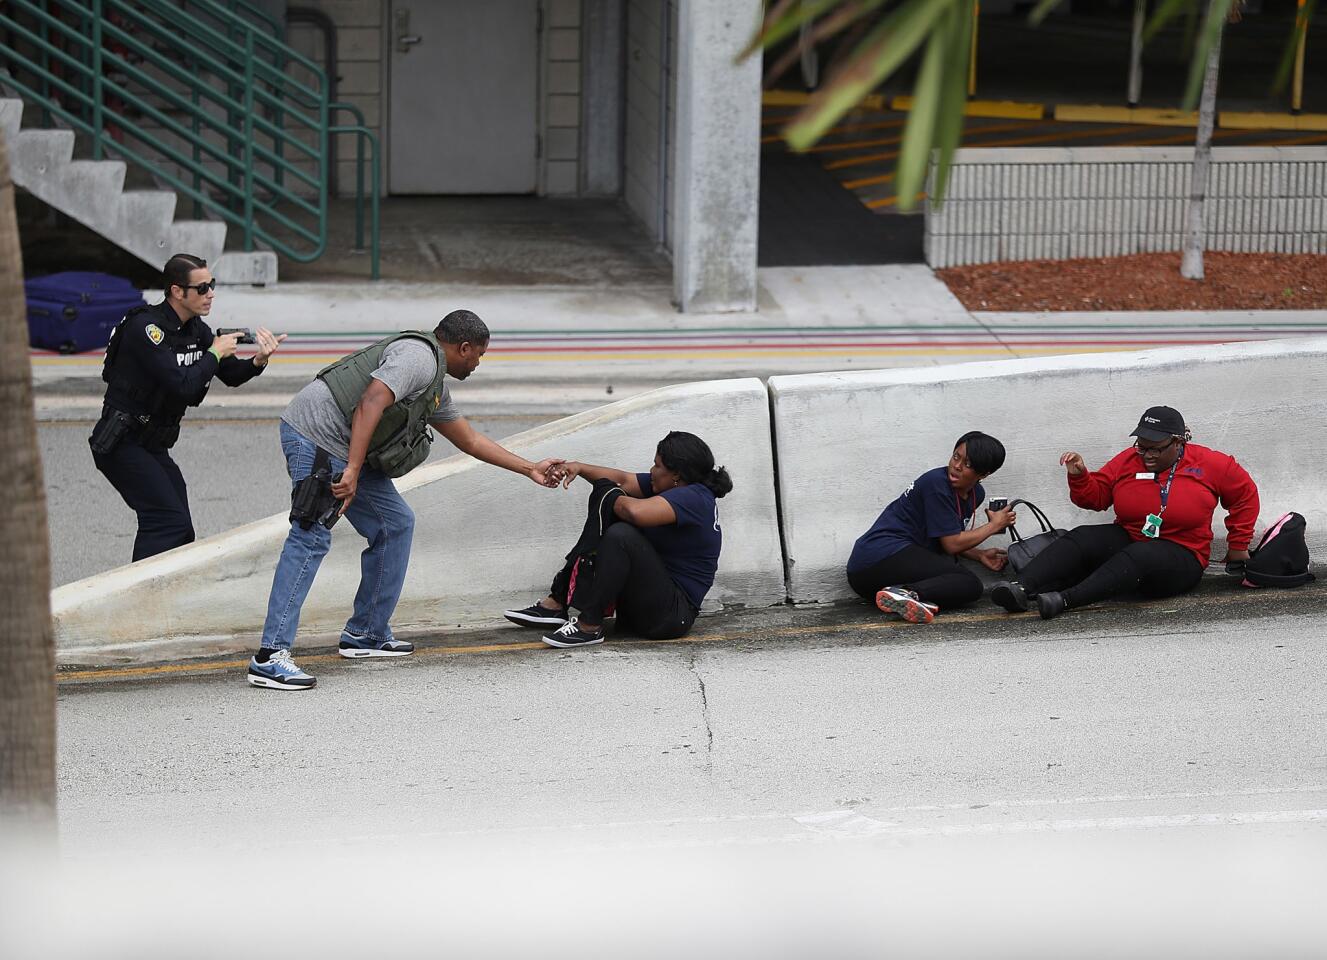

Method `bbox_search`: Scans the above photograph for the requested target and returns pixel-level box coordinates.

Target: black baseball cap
[1131,406,1186,442]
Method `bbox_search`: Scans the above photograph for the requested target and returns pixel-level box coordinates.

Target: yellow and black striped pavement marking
[762,91,1327,215]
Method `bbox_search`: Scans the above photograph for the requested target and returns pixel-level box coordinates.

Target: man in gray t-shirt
[247,309,562,692]
[282,337,461,461]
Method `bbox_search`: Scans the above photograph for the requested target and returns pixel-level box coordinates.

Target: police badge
[146,323,165,345]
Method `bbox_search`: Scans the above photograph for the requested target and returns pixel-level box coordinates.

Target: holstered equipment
[289,447,345,531]
[88,408,146,455]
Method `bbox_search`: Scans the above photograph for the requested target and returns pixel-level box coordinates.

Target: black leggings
[847,545,984,610]
[552,524,698,640]
[1017,523,1204,609]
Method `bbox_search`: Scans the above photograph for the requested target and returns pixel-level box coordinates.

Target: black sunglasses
[1134,437,1178,454]
[178,279,217,296]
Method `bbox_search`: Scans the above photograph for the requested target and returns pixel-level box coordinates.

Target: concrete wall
[769,338,1327,602]
[53,379,784,664]
[926,146,1327,268]
[623,0,676,248]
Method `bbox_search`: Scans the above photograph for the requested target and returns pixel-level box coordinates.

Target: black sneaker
[504,601,569,629]
[541,617,605,648]
[990,580,1031,613]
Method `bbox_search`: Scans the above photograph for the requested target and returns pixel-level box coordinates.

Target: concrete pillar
[580,0,625,196]
[672,0,761,313]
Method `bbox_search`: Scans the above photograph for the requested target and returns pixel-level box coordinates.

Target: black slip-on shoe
[1037,591,1067,620]
[990,580,1031,613]
[504,601,570,629]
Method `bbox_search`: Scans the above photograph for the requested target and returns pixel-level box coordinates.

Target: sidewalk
[30,264,1327,419]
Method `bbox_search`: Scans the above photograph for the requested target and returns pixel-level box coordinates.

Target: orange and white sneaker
[875,586,938,624]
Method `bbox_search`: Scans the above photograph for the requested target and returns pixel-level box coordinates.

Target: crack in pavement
[687,650,715,777]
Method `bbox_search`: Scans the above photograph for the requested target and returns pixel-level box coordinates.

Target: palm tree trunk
[0,133,57,832]
[1180,8,1225,281]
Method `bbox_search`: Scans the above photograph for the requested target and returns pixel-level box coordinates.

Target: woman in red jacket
[989,406,1259,619]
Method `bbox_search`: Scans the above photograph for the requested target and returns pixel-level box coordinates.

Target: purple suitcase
[25,271,147,354]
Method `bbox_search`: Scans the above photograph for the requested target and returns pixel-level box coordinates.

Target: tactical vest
[316,331,446,478]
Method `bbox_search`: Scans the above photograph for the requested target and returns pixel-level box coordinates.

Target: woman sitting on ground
[989,406,1259,620]
[503,431,731,648]
[846,431,1015,623]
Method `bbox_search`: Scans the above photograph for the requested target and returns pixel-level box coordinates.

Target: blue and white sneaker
[247,650,316,690]
[338,630,415,659]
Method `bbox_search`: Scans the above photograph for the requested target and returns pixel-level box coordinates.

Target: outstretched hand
[554,460,583,489]
[975,547,1008,572]
[529,458,564,488]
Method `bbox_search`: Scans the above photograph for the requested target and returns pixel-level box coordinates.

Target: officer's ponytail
[657,431,732,499]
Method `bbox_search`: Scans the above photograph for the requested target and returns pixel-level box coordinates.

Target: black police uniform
[90,299,264,561]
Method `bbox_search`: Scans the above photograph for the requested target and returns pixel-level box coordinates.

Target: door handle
[394,7,422,53]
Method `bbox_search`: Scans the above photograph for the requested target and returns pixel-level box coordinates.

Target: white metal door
[388,1,540,194]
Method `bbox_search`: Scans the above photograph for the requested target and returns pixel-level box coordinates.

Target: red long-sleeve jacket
[1067,443,1260,567]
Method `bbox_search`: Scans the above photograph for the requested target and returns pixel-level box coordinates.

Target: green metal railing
[0,0,379,278]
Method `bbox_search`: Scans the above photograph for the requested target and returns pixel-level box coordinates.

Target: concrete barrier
[769,337,1327,603]
[53,379,784,664]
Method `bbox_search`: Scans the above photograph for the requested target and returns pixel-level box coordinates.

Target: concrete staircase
[0,97,277,284]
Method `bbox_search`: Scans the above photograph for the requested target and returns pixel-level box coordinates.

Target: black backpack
[1242,512,1316,588]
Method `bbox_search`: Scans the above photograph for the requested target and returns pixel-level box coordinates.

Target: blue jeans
[259,422,416,652]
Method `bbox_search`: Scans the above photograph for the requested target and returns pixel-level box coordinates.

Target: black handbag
[1005,499,1067,574]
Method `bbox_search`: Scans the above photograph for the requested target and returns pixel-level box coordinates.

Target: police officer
[90,253,287,561]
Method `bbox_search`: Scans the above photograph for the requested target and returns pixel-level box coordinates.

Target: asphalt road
[55,585,1327,850]
[39,413,559,586]
[37,585,1326,957]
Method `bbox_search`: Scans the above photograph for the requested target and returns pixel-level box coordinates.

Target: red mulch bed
[937,252,1327,311]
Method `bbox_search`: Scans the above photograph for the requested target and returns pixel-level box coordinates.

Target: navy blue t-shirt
[847,466,985,572]
[635,472,722,609]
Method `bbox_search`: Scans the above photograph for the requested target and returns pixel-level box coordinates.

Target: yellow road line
[822,121,1033,170]
[1055,104,1200,126]
[866,192,927,209]
[892,95,1045,120]
[762,116,908,145]
[761,90,887,112]
[842,170,896,190]
[761,90,813,107]
[803,131,907,154]
[1220,111,1327,132]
